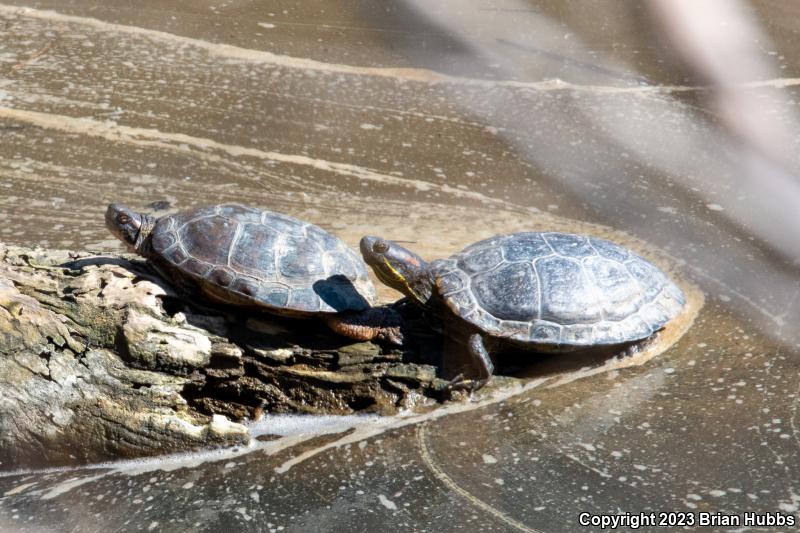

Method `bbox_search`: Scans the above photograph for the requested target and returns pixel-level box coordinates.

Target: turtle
[105,203,402,343]
[359,232,686,386]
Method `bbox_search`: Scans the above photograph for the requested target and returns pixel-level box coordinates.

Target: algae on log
[0,245,449,469]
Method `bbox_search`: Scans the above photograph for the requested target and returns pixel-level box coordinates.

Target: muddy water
[1,1,799,532]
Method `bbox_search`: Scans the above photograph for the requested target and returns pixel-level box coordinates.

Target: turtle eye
[117,213,130,225]
[372,239,390,254]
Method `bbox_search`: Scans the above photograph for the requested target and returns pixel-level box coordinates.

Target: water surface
[0,1,798,531]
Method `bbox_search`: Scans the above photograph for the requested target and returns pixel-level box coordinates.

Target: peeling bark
[0,245,450,469]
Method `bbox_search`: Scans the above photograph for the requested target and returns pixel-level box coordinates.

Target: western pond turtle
[105,203,401,343]
[360,232,685,384]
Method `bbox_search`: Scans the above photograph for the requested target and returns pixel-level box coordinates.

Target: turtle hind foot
[322,306,404,345]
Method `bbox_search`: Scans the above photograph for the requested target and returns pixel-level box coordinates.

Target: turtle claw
[445,373,489,393]
[379,327,404,346]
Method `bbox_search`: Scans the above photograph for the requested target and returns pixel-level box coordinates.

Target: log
[0,244,454,469]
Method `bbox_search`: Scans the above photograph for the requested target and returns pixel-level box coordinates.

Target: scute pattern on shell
[432,232,685,346]
[151,204,376,314]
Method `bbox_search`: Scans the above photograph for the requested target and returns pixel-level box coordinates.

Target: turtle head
[105,203,156,256]
[360,236,433,306]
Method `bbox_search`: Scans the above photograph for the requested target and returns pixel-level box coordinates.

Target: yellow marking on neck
[381,257,423,303]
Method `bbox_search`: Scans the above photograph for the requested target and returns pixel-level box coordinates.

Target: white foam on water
[2,481,37,496]
[248,413,382,438]
[3,4,796,94]
[0,105,510,208]
[41,473,106,500]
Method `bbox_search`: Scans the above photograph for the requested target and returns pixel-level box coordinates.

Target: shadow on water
[440,329,658,384]
[501,340,647,378]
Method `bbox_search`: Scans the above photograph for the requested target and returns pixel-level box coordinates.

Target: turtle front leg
[444,333,494,391]
[322,306,404,345]
[467,333,495,379]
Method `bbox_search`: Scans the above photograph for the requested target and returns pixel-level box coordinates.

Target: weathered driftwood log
[0,244,454,469]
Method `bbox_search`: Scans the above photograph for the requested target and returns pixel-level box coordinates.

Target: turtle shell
[431,232,685,347]
[149,204,376,314]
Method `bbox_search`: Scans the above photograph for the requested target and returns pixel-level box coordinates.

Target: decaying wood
[0,244,453,469]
